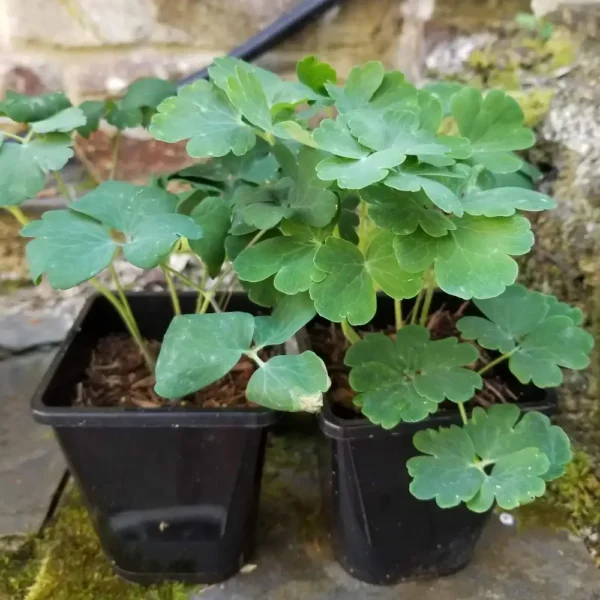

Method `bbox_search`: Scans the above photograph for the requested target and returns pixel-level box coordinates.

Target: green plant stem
[163,265,221,313]
[5,205,30,226]
[160,266,181,316]
[411,288,425,325]
[419,273,436,327]
[108,263,140,338]
[198,268,230,314]
[245,349,266,367]
[2,131,24,142]
[478,351,513,376]
[88,278,155,372]
[53,170,73,203]
[394,299,403,330]
[253,128,275,146]
[109,131,121,180]
[195,270,208,313]
[341,320,361,345]
[457,402,468,425]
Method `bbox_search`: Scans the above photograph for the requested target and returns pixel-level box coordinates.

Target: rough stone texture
[188,428,600,600]
[0,314,72,353]
[534,0,600,15]
[0,0,408,101]
[0,350,65,540]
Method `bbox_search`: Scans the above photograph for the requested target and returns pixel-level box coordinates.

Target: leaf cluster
[8,58,595,514]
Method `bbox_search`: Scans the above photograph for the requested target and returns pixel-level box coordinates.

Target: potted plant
[1,80,329,583]
[147,57,594,583]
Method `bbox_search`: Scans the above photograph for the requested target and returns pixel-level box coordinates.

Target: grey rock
[0,350,66,540]
[0,313,72,353]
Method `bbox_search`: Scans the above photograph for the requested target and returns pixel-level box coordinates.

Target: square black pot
[31,292,277,584]
[317,294,557,585]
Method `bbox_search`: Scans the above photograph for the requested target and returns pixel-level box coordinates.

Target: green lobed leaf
[233,225,327,295]
[296,56,337,94]
[0,136,74,207]
[362,186,456,238]
[2,91,71,123]
[70,181,203,268]
[105,100,143,129]
[31,107,87,134]
[154,312,255,399]
[125,213,203,269]
[457,285,594,386]
[310,234,423,326]
[284,147,338,227]
[149,80,256,158]
[451,88,535,172]
[230,180,292,232]
[423,81,464,116]
[121,77,177,111]
[246,351,330,412]
[408,404,571,511]
[394,215,534,299]
[253,292,316,348]
[21,210,115,289]
[347,108,449,156]
[345,325,482,428]
[461,187,556,217]
[325,61,385,113]
[316,150,405,190]
[188,196,231,277]
[384,162,470,216]
[77,100,105,137]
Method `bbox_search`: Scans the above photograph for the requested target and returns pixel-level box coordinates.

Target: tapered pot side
[31,292,277,584]
[316,294,557,585]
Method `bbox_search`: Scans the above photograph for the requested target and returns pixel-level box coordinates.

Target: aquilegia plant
[5,56,594,513]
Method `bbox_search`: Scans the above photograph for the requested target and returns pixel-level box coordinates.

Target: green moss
[516,451,600,565]
[0,487,201,600]
[0,538,40,600]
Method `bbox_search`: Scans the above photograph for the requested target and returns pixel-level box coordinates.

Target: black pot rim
[319,386,558,441]
[31,291,277,429]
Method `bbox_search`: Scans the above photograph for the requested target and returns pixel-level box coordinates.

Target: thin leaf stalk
[161,266,181,316]
[394,299,403,330]
[163,265,221,314]
[341,319,361,345]
[195,269,209,313]
[419,271,436,327]
[410,288,425,325]
[53,170,73,203]
[245,349,266,367]
[109,263,140,338]
[198,268,229,314]
[457,401,468,425]
[6,205,30,226]
[109,131,122,180]
[89,278,155,372]
[477,351,514,376]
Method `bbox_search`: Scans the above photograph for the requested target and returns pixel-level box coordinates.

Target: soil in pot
[76,334,274,409]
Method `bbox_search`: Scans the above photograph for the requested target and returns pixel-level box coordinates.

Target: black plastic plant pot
[317,295,557,585]
[31,292,277,584]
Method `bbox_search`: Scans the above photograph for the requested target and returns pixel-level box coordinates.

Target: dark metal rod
[177,0,339,86]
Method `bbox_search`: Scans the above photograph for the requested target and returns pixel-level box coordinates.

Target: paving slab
[0,350,66,541]
[192,426,600,600]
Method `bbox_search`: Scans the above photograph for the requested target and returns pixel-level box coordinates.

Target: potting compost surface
[78,334,263,409]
